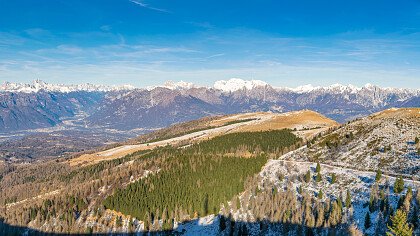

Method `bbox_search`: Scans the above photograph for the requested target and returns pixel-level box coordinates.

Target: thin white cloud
[206,53,225,59]
[144,47,199,53]
[128,0,170,13]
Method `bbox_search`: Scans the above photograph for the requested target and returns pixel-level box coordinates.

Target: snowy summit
[213,78,268,92]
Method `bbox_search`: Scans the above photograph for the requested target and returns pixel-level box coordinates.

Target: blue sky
[0,0,420,88]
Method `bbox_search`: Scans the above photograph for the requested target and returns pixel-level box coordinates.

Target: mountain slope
[0,91,103,131]
[283,107,420,178]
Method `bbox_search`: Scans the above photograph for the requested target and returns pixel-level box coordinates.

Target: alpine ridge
[0,79,418,133]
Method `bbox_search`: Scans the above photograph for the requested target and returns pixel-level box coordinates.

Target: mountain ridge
[0,78,418,133]
[2,78,419,94]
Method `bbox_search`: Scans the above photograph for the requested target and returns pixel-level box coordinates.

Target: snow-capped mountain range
[0,78,419,132]
[2,78,418,94]
[0,79,135,93]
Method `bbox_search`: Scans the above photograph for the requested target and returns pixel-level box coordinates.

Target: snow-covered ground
[258,158,419,233]
[282,108,420,179]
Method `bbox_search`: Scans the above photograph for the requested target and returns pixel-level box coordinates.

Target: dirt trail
[274,153,420,186]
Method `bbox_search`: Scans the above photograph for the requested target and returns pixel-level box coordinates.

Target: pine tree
[369,195,375,213]
[318,189,323,199]
[316,172,322,183]
[402,190,412,214]
[316,162,321,173]
[162,207,170,230]
[116,216,122,228]
[394,176,404,194]
[305,170,311,183]
[407,186,412,196]
[345,190,351,208]
[337,197,343,213]
[236,196,241,211]
[376,169,382,182]
[387,209,413,236]
[203,194,209,216]
[331,173,337,184]
[364,212,371,229]
[315,202,325,227]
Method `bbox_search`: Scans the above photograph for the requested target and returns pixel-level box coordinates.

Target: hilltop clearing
[70,110,337,166]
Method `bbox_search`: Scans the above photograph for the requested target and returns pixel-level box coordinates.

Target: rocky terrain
[282,108,420,178]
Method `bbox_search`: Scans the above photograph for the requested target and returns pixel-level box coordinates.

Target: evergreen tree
[407,186,412,196]
[369,195,375,213]
[203,194,209,216]
[394,176,405,194]
[116,216,122,227]
[318,189,323,199]
[364,212,371,229]
[236,196,241,211]
[316,172,322,183]
[376,169,382,182]
[387,209,413,236]
[345,190,351,208]
[415,137,419,144]
[331,173,337,184]
[144,212,150,231]
[305,170,311,183]
[402,190,412,214]
[337,197,343,213]
[316,162,321,173]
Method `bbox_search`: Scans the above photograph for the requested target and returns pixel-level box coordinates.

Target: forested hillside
[0,128,305,234]
[104,130,300,224]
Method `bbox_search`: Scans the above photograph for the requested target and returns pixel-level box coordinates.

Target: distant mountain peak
[213,78,268,92]
[1,80,135,93]
[161,80,197,90]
